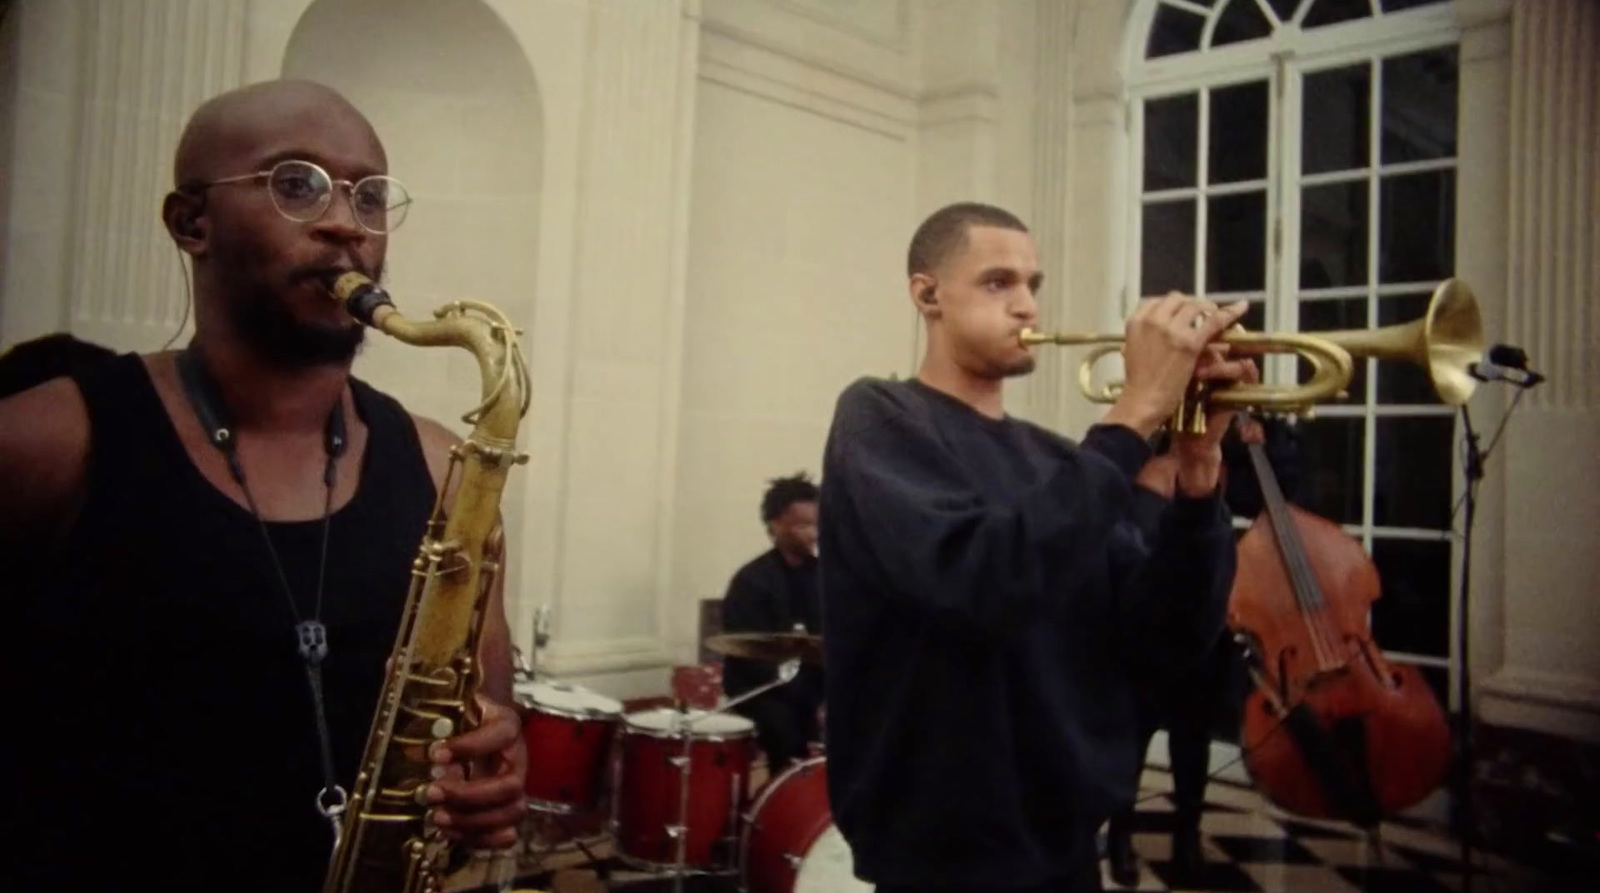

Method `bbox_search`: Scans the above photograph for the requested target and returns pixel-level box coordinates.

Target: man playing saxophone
[0,79,527,893]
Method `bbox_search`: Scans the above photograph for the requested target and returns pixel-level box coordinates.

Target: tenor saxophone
[320,271,532,893]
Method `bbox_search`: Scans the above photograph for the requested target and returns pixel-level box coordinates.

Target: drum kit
[510,608,867,893]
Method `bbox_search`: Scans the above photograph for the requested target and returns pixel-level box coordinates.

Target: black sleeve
[825,383,1152,640]
[1111,492,1236,678]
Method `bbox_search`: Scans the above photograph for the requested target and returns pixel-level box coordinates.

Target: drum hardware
[513,604,555,684]
[705,630,824,666]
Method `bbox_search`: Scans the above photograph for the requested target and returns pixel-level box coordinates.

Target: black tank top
[3,354,437,892]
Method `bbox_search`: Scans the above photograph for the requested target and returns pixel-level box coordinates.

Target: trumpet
[1019,278,1486,434]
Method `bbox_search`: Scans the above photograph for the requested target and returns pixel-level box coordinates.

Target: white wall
[671,7,921,655]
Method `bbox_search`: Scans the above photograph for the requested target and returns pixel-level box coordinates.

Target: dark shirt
[720,547,824,706]
[818,378,1236,889]
[1,354,437,893]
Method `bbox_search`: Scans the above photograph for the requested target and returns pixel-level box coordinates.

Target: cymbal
[705,632,823,666]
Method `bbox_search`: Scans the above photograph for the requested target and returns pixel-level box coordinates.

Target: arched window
[1127,0,1461,705]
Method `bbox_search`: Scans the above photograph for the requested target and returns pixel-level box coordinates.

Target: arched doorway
[282,0,544,604]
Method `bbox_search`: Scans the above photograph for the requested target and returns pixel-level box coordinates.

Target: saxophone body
[321,271,532,893]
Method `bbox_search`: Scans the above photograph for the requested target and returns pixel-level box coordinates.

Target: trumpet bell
[1313,278,1485,406]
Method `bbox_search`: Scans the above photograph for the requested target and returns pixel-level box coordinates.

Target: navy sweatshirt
[818,377,1236,889]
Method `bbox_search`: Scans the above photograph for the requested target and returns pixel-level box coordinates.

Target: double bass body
[1227,440,1453,826]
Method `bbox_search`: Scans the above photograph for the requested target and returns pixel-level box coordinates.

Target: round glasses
[197,159,412,235]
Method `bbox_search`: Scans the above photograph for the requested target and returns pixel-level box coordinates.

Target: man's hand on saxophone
[425,695,529,849]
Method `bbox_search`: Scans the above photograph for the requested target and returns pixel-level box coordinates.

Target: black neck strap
[172,346,352,849]
[175,348,347,482]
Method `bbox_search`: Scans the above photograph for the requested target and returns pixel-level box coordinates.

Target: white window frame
[1124,1,1465,682]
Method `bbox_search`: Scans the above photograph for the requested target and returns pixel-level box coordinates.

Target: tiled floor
[454,766,1582,893]
[1094,768,1573,893]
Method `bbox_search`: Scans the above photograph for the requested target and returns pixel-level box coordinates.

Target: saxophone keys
[430,716,455,739]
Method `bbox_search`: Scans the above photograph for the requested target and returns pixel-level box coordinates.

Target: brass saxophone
[320,271,532,893]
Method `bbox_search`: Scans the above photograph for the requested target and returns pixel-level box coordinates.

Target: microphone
[1469,343,1545,388]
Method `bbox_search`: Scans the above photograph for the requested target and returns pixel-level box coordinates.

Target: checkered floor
[1094,768,1569,893]
[457,766,1577,893]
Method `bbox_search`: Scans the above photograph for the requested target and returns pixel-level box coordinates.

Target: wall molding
[918,84,999,127]
[698,7,915,98]
[699,30,916,140]
[1480,666,1600,743]
[538,636,674,677]
[764,0,909,50]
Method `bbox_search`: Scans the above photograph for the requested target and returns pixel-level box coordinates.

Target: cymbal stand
[709,659,800,716]
[651,666,796,893]
[513,604,552,684]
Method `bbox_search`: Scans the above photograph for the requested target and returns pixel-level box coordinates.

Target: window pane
[1369,419,1459,534]
[1143,200,1196,295]
[1148,5,1206,58]
[1382,0,1449,12]
[1377,292,1441,404]
[1297,298,1368,399]
[1208,191,1267,293]
[1379,171,1455,283]
[1374,415,1453,530]
[1301,181,1369,288]
[1413,662,1452,716]
[1303,64,1371,175]
[1304,0,1373,28]
[1265,0,1303,24]
[1297,416,1364,524]
[1145,94,1199,191]
[1213,0,1273,47]
[1241,299,1268,332]
[1382,47,1458,164]
[1371,538,1451,658]
[1210,81,1269,184]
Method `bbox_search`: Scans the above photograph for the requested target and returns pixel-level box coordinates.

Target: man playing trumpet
[818,202,1256,892]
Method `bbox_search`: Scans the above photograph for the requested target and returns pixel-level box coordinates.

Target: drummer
[719,471,825,775]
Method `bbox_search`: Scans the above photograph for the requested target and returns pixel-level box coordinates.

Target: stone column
[545,0,701,676]
[1480,0,1600,741]
[3,1,245,349]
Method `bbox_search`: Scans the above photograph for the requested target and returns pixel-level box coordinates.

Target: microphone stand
[1452,355,1539,893]
[1454,404,1484,893]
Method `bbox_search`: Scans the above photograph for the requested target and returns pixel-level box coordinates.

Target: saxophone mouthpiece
[324,270,394,327]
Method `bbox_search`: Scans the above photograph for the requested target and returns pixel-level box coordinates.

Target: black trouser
[733,691,817,774]
[1112,636,1242,834]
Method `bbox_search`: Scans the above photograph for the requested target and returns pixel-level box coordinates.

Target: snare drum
[741,757,870,893]
[515,680,623,814]
[613,707,756,870]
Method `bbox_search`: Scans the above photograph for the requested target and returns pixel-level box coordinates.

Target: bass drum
[740,757,870,893]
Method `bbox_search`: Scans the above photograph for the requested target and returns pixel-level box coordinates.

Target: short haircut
[0,333,118,399]
[906,202,1029,277]
[761,471,819,523]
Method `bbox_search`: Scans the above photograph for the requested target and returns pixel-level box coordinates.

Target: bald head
[173,79,384,188]
[164,78,390,370]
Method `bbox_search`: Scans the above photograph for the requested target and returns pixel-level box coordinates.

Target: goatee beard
[229,282,365,369]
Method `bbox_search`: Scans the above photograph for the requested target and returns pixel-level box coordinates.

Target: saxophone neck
[323,270,531,435]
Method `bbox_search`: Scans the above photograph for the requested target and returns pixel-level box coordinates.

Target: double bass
[1227,421,1453,826]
